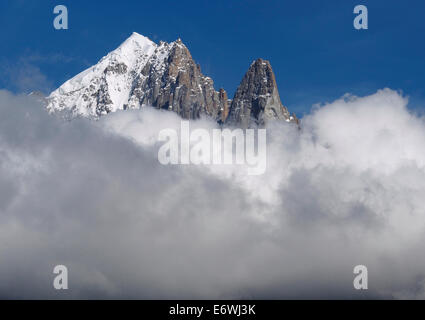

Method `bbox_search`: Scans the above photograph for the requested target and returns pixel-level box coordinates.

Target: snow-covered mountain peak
[115,32,157,56]
[47,33,164,117]
[47,32,229,119]
[128,32,155,44]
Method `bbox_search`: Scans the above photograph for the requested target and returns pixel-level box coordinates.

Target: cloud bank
[0,88,425,299]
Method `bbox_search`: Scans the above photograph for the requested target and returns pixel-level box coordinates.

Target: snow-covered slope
[47,33,158,117]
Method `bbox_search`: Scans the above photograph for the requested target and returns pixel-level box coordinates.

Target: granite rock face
[227,58,297,128]
[130,39,228,120]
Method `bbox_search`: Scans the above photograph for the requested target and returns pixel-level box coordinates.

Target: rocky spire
[226,58,294,128]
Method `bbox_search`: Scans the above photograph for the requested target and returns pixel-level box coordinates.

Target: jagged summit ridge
[47,33,297,126]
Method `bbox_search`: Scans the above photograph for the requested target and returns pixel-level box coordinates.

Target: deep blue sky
[1,0,424,115]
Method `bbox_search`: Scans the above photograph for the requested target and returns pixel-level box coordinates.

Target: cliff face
[130,39,228,120]
[47,33,297,127]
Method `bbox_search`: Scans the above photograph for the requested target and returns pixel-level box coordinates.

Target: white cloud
[0,88,425,299]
